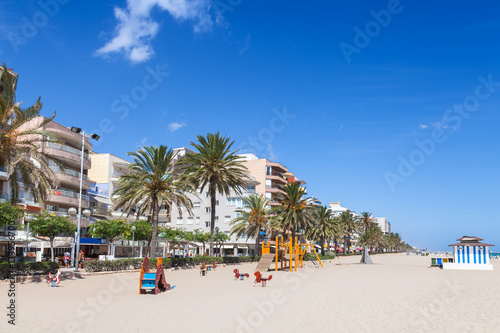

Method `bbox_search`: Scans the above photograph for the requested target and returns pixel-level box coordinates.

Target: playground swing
[260,236,323,272]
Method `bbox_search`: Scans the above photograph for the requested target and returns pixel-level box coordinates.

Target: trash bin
[437,258,442,266]
[431,258,437,266]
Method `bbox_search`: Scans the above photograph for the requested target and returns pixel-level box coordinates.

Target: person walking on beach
[78,250,85,269]
[64,251,70,268]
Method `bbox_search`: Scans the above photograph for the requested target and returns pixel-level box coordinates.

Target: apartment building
[238,153,305,205]
[0,65,18,204]
[87,152,132,219]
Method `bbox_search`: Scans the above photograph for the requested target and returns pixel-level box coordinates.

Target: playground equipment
[200,262,208,276]
[139,257,171,295]
[254,271,272,287]
[233,269,250,280]
[261,236,323,272]
[47,269,62,287]
[212,261,217,271]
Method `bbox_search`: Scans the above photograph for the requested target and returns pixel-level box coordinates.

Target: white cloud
[433,122,449,129]
[95,0,214,63]
[168,122,186,132]
[419,123,428,129]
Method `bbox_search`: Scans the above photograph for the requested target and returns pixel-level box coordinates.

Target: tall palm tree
[1,64,60,204]
[339,211,358,254]
[181,132,249,256]
[275,182,314,245]
[306,206,334,256]
[230,194,273,256]
[359,211,373,233]
[358,225,385,251]
[331,216,346,255]
[113,145,194,257]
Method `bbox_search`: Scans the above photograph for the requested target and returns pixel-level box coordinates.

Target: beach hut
[443,236,494,271]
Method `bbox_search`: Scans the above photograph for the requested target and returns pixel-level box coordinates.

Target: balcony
[46,189,89,208]
[265,172,288,184]
[50,166,90,189]
[44,142,91,169]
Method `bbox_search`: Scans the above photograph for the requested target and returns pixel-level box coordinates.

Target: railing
[47,142,89,160]
[53,189,89,202]
[50,166,89,181]
[17,198,41,207]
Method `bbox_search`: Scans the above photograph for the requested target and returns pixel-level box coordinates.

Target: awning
[89,194,113,206]
[29,237,73,248]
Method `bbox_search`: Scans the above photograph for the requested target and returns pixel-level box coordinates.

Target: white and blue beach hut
[443,236,494,270]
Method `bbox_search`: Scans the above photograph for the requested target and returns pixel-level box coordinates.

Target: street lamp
[24,214,33,257]
[215,227,219,257]
[69,127,99,271]
[131,225,136,258]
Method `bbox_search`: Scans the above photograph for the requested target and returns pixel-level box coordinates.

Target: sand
[2,254,500,333]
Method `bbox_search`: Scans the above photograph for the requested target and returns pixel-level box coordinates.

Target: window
[265,179,272,188]
[205,207,211,213]
[194,202,201,208]
[216,200,219,205]
[215,216,219,221]
[225,216,231,224]
[265,192,272,199]
[187,217,194,225]
[227,198,244,207]
[205,221,210,228]
[176,217,183,225]
[206,192,210,198]
[236,212,242,218]
[266,166,272,176]
[196,217,201,224]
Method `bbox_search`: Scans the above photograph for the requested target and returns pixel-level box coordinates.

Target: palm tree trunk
[209,180,216,257]
[320,236,325,256]
[334,238,338,255]
[149,194,159,257]
[255,231,260,256]
[50,237,55,262]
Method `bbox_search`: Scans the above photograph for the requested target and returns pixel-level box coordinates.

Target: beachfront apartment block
[238,153,306,205]
[169,177,261,256]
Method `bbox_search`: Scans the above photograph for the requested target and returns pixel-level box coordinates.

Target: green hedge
[84,255,262,273]
[0,261,59,279]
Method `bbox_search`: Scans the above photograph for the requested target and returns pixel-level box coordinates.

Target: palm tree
[306,206,335,256]
[181,132,249,256]
[358,225,385,252]
[230,194,273,256]
[113,145,194,257]
[359,211,374,233]
[1,64,61,204]
[331,216,346,255]
[275,182,314,245]
[339,211,358,254]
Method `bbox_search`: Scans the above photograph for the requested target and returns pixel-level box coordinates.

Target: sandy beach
[2,254,500,333]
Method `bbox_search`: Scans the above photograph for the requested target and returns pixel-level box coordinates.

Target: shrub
[0,261,61,279]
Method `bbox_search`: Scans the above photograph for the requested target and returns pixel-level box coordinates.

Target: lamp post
[69,127,99,271]
[215,227,219,257]
[131,225,136,258]
[24,214,33,257]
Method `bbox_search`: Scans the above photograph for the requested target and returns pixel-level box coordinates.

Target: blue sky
[1,0,499,251]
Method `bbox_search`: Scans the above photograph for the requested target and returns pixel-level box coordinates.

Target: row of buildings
[1,66,392,261]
